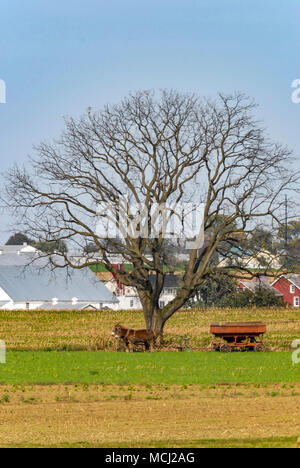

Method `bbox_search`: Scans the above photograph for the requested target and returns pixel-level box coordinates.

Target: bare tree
[2,90,297,338]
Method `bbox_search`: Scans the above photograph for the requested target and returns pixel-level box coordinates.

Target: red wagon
[210,322,267,353]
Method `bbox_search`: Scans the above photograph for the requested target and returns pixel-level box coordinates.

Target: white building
[0,243,38,256]
[219,247,282,270]
[105,273,180,310]
[0,245,118,310]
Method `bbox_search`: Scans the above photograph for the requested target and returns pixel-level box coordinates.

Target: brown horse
[112,323,156,352]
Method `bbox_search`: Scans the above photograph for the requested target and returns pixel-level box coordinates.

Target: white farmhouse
[105,272,180,310]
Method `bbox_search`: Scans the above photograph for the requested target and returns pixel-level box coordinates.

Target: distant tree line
[188,273,285,308]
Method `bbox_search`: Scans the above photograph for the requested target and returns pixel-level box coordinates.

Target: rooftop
[150,273,180,289]
[240,279,283,296]
[283,274,300,289]
[0,264,118,303]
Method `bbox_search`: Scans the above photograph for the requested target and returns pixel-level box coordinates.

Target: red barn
[272,274,300,308]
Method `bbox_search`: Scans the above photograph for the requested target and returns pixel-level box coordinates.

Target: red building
[272,274,300,308]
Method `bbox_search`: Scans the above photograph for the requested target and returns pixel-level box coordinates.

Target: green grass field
[0,351,299,385]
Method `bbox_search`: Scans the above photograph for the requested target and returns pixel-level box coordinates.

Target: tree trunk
[140,290,187,347]
[151,310,165,346]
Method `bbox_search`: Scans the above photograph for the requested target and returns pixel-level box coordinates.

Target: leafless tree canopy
[2,90,298,335]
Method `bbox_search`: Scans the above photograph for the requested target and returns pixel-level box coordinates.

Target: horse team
[112,324,156,352]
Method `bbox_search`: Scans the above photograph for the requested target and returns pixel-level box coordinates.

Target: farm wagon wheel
[220,343,232,353]
[254,343,266,352]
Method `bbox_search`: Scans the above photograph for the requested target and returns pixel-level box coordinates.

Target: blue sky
[0,0,299,242]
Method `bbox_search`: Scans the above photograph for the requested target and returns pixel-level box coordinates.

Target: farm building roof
[149,273,180,288]
[0,265,118,303]
[240,279,283,296]
[0,250,57,267]
[271,273,300,290]
[281,274,300,289]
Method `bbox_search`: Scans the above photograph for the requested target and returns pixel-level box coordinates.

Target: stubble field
[0,307,299,351]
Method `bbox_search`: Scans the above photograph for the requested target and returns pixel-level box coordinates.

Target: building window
[294,297,299,308]
[130,300,134,307]
[290,285,295,294]
[159,301,165,308]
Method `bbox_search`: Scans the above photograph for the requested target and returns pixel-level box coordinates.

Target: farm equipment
[210,322,267,353]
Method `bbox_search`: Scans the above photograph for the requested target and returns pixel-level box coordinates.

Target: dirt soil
[0,383,299,447]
